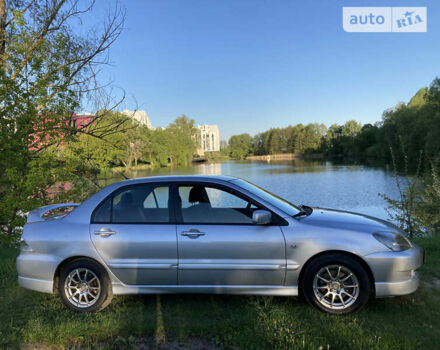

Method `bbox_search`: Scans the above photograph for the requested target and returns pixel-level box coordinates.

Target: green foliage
[342,120,362,137]
[380,148,425,238]
[143,115,197,167]
[0,1,123,238]
[408,87,428,108]
[65,113,198,172]
[165,115,198,166]
[417,166,440,232]
[228,133,252,159]
[379,79,440,168]
[380,146,440,238]
[249,123,326,156]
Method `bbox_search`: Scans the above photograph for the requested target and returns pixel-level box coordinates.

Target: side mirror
[252,210,272,225]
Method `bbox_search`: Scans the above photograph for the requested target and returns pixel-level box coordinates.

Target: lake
[107,159,400,222]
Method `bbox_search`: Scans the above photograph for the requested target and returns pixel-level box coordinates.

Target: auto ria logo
[343,7,427,32]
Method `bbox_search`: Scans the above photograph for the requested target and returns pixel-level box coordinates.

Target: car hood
[297,207,400,234]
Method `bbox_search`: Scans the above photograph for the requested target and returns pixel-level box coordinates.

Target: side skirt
[112,284,298,296]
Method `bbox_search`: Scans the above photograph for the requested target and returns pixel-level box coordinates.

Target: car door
[90,183,177,285]
[176,183,286,286]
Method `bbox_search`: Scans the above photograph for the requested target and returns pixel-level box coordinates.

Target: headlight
[373,231,412,252]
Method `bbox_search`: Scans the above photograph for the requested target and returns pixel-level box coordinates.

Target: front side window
[231,179,300,216]
[178,185,259,224]
[143,186,169,209]
[92,184,170,224]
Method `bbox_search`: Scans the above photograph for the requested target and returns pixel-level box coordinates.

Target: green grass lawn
[1,236,440,349]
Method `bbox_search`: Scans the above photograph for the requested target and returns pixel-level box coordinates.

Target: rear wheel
[59,259,113,312]
[301,254,370,315]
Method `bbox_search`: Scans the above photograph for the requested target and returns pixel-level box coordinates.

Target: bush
[380,147,440,238]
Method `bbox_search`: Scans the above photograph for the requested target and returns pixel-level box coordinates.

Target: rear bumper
[364,244,424,297]
[18,276,53,294]
[16,251,58,294]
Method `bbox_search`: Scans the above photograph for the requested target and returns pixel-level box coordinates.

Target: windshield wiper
[293,205,313,218]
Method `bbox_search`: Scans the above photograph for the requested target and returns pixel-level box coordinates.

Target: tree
[167,115,197,166]
[228,133,252,160]
[342,120,362,137]
[135,115,199,168]
[0,0,124,238]
[408,87,428,108]
[252,133,265,155]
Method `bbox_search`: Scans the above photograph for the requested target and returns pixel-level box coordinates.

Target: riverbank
[109,154,325,173]
[1,234,439,349]
[109,155,230,174]
[110,163,153,173]
[246,153,324,161]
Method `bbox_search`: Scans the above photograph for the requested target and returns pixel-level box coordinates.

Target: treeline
[227,123,328,160]
[226,121,366,160]
[227,77,440,168]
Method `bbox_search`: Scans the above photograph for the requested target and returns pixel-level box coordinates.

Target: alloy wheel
[312,264,360,310]
[64,268,101,308]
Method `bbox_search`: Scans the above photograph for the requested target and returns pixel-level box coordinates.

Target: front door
[176,184,286,286]
[90,183,177,285]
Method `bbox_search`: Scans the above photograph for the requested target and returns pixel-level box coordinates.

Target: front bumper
[364,244,424,297]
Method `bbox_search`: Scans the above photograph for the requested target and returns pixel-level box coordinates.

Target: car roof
[118,175,239,185]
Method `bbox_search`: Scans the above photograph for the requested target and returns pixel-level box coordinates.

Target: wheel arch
[53,256,109,293]
[298,250,375,295]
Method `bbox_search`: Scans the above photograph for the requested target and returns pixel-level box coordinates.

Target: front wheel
[301,254,371,315]
[59,259,113,312]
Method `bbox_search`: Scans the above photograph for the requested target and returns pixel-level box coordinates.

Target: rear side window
[91,184,170,224]
[92,197,111,223]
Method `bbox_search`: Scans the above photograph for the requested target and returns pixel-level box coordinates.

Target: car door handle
[94,228,117,237]
[181,230,205,238]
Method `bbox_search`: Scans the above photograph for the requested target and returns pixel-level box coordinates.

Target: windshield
[232,179,301,216]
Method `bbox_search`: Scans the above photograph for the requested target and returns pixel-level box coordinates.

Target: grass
[1,236,440,349]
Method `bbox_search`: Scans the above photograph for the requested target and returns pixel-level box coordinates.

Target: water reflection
[105,159,399,221]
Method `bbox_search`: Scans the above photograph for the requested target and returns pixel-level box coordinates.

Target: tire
[301,254,370,315]
[58,259,113,312]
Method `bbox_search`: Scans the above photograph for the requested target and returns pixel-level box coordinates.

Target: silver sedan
[17,175,425,314]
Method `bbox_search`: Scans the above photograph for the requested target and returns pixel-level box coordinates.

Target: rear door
[176,183,286,286]
[90,183,177,285]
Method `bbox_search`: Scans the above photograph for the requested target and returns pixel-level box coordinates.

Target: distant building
[70,113,93,129]
[30,113,94,151]
[197,124,220,154]
[123,109,152,128]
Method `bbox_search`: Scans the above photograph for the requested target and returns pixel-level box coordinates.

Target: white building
[197,124,220,153]
[123,109,152,129]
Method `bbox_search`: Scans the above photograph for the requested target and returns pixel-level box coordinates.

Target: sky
[92,0,440,140]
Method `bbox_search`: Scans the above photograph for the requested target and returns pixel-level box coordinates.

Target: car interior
[112,186,170,223]
[178,185,257,224]
[94,183,263,224]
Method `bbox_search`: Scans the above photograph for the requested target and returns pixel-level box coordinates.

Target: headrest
[188,186,210,203]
